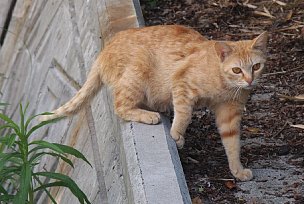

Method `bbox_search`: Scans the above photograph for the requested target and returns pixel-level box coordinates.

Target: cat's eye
[232,67,242,74]
[252,63,261,71]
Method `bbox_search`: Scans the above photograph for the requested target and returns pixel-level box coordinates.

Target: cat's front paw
[233,168,253,181]
[140,112,161,125]
[170,129,185,149]
[175,136,185,149]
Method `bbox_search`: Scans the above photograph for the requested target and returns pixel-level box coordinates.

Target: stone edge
[116,1,192,203]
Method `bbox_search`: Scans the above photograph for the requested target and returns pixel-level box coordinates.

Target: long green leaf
[13,163,31,204]
[0,194,14,202]
[23,103,29,116]
[0,152,22,172]
[29,152,74,168]
[33,175,57,204]
[7,133,17,148]
[0,173,17,184]
[0,166,21,178]
[28,145,45,155]
[0,185,8,195]
[34,172,91,204]
[0,152,22,160]
[26,117,65,138]
[0,113,19,133]
[0,133,10,144]
[29,141,65,154]
[19,104,25,137]
[0,124,15,132]
[34,181,67,192]
[56,155,74,168]
[52,144,91,167]
[0,132,18,151]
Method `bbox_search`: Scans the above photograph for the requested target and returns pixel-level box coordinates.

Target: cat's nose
[245,77,253,85]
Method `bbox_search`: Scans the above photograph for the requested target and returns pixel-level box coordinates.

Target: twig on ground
[187,156,200,164]
[208,178,235,181]
[262,66,304,77]
[262,71,287,76]
[290,124,304,130]
[276,24,304,32]
[272,121,289,137]
[277,94,304,102]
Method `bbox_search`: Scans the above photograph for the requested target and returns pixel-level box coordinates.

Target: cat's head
[215,32,268,90]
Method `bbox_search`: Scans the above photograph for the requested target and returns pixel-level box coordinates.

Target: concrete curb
[120,116,192,204]
[132,0,145,27]
[115,1,192,203]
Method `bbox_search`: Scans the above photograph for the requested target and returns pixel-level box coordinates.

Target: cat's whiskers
[226,84,240,102]
[224,86,236,100]
[233,86,242,101]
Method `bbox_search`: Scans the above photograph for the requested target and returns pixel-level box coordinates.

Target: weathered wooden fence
[0,0,190,203]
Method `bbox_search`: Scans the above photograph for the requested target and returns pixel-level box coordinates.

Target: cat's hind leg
[113,86,161,125]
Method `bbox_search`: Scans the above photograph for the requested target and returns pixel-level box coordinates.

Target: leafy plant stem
[1,103,91,203]
[29,181,34,204]
[33,174,57,204]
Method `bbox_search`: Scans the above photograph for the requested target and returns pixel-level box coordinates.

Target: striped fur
[214,102,253,181]
[40,25,267,181]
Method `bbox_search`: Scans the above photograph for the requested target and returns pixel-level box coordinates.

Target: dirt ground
[140,0,304,203]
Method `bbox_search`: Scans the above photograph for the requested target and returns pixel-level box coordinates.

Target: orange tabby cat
[40,25,267,181]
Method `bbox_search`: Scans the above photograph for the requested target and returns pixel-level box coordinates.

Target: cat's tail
[39,62,103,121]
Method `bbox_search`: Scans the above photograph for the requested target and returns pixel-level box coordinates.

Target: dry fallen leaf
[228,25,240,28]
[246,127,260,133]
[192,196,203,204]
[254,11,275,19]
[198,186,204,192]
[277,94,304,102]
[263,6,271,15]
[286,10,293,20]
[290,124,304,130]
[277,24,304,32]
[274,0,287,6]
[186,0,195,5]
[295,95,304,101]
[243,2,257,9]
[225,181,237,190]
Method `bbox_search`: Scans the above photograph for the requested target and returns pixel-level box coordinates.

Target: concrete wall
[0,0,191,203]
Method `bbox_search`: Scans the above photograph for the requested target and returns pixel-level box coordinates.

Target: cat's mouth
[243,85,254,90]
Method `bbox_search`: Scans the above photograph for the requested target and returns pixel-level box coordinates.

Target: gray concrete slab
[235,138,304,203]
[120,116,191,204]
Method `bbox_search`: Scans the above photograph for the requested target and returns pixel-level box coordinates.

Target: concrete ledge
[92,0,192,202]
[92,85,191,203]
[120,116,191,204]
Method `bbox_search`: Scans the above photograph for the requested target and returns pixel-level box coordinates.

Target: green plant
[0,104,92,204]
[146,0,158,8]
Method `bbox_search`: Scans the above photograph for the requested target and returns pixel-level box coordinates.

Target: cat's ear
[215,42,232,62]
[251,31,268,53]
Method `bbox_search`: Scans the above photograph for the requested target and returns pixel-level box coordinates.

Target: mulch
[140,0,303,203]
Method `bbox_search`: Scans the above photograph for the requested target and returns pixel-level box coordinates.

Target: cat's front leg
[214,103,253,181]
[170,93,193,149]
